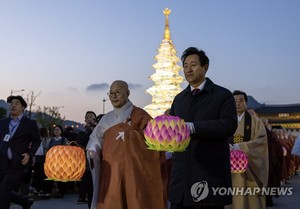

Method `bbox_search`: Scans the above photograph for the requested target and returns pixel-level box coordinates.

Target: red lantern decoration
[230,150,248,173]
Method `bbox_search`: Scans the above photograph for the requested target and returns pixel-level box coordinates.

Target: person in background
[228,90,268,209]
[261,118,283,207]
[76,111,102,208]
[277,129,291,185]
[168,47,237,209]
[286,133,296,178]
[87,80,167,209]
[43,125,68,198]
[0,95,40,209]
[65,126,78,142]
[64,126,78,192]
[31,127,51,198]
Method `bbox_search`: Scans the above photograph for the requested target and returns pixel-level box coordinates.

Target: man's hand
[229,144,240,151]
[21,153,30,165]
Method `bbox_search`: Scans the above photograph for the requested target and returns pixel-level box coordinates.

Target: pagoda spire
[144,8,184,117]
[163,8,171,40]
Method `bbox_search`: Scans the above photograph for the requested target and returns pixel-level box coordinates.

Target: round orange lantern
[230,150,248,174]
[44,143,86,182]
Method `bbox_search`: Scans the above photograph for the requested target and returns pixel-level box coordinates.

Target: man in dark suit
[76,111,99,207]
[168,47,237,209]
[0,95,40,209]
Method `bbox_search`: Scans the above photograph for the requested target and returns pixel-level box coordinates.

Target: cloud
[68,87,78,92]
[128,83,142,89]
[86,83,109,92]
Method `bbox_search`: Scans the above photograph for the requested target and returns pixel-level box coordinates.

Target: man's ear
[204,64,209,73]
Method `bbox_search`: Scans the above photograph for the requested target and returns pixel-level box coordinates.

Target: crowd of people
[28,113,101,207]
[0,95,101,209]
[1,46,299,209]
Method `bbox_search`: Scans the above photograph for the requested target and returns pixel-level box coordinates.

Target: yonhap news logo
[190,181,293,202]
[190,181,209,202]
[212,187,293,196]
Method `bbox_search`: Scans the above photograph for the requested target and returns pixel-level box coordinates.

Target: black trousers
[10,191,33,209]
[0,167,24,209]
[78,169,93,208]
[31,155,46,192]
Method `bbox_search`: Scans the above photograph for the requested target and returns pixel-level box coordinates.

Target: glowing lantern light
[144,114,191,152]
[230,150,248,173]
[44,143,86,182]
[144,8,184,118]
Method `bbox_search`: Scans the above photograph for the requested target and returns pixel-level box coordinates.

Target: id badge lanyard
[4,119,21,142]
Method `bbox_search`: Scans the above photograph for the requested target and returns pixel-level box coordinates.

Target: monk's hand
[87,148,98,159]
[88,150,95,158]
[87,146,102,161]
[21,153,30,165]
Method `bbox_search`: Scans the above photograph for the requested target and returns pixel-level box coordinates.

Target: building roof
[246,96,300,114]
[247,96,265,109]
[256,104,300,114]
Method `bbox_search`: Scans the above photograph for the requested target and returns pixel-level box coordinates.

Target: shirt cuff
[186,122,195,134]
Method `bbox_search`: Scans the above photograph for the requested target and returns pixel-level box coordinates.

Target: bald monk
[86,80,167,209]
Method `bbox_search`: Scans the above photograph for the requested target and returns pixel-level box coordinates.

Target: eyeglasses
[107,91,122,97]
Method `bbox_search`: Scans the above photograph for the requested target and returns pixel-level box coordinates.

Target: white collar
[190,79,207,91]
[113,100,133,119]
[237,112,245,122]
[11,114,24,121]
[53,136,62,140]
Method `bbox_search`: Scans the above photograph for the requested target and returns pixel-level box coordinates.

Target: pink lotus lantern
[230,150,248,173]
[144,114,191,152]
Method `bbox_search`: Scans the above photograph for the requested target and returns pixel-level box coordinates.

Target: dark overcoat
[169,78,237,207]
[0,116,40,170]
[0,116,40,209]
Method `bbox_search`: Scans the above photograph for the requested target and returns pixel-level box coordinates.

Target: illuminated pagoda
[144,8,184,117]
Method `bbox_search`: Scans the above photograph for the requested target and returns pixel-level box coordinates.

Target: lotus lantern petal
[230,150,248,173]
[144,114,191,152]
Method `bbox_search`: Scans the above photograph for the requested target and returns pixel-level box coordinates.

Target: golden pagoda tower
[144,8,184,117]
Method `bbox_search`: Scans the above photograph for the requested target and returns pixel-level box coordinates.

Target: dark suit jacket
[0,116,40,170]
[169,78,237,206]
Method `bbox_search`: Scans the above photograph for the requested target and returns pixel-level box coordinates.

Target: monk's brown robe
[266,128,283,206]
[279,137,290,181]
[267,129,283,189]
[97,107,167,209]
